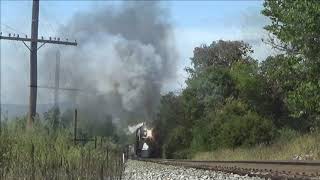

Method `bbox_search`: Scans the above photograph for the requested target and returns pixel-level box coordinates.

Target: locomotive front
[135,124,153,158]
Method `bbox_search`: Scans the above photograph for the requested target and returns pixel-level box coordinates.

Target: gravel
[123,160,265,180]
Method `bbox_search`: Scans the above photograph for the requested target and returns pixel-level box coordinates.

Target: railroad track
[138,159,320,180]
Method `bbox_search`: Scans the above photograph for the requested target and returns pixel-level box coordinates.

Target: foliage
[154,40,279,158]
[229,60,272,116]
[153,93,189,158]
[262,0,320,60]
[163,126,191,159]
[183,66,234,123]
[189,40,252,72]
[258,55,302,128]
[286,81,320,129]
[262,0,320,131]
[155,2,320,158]
[202,100,275,149]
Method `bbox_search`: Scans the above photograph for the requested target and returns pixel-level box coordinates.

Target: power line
[0,23,28,36]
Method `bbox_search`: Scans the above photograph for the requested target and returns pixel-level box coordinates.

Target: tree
[262,0,320,61]
[183,67,234,123]
[183,40,252,123]
[153,92,189,158]
[229,60,268,113]
[262,0,320,131]
[189,40,252,74]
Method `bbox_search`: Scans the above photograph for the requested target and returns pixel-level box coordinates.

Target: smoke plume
[39,1,177,126]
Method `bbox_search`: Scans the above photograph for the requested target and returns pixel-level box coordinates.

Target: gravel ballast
[123,160,265,180]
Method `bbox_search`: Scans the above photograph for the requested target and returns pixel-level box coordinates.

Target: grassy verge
[193,131,320,161]
[0,118,123,179]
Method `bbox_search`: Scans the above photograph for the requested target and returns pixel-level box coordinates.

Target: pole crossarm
[0,35,77,46]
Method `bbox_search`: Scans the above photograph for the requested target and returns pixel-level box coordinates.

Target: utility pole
[54,50,60,109]
[0,0,77,129]
[53,50,60,127]
[29,0,39,129]
[0,29,2,135]
[74,109,77,145]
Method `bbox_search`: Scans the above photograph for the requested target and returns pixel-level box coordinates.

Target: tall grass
[0,117,124,179]
[193,129,320,161]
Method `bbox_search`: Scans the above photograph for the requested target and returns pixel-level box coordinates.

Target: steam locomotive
[135,123,153,158]
[123,122,160,159]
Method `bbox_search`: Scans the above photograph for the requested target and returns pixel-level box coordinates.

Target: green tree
[184,40,251,123]
[262,0,320,60]
[163,126,191,158]
[153,93,189,158]
[190,40,252,73]
[262,0,320,130]
[183,67,234,124]
[260,55,308,129]
[229,60,271,115]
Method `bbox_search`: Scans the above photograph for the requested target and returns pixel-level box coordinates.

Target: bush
[163,126,191,159]
[190,122,211,152]
[193,99,276,150]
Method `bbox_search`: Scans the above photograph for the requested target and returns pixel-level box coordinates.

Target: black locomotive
[135,123,153,158]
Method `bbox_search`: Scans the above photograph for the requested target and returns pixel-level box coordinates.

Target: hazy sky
[0,1,273,105]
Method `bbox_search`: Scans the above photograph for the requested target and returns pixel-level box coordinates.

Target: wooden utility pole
[29,0,39,129]
[74,109,77,145]
[53,50,61,127]
[0,0,77,129]
[54,50,60,109]
[0,30,1,135]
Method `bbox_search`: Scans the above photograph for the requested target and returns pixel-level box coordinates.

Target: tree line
[153,0,320,158]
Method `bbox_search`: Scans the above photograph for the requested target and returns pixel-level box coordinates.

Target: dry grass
[193,132,320,161]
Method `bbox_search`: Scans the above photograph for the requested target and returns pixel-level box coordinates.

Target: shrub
[190,122,211,152]
[163,126,191,159]
[197,99,276,150]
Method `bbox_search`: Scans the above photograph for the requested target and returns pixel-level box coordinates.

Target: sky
[0,0,274,105]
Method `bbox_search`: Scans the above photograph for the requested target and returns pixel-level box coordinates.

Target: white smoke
[39,1,178,124]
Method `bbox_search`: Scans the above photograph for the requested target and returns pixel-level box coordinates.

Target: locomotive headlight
[146,129,153,138]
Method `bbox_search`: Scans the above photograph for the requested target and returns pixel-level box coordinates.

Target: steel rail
[148,159,320,166]
[138,159,320,179]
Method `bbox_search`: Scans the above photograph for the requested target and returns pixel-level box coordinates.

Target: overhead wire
[0,23,34,57]
[40,4,87,109]
[0,23,28,36]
